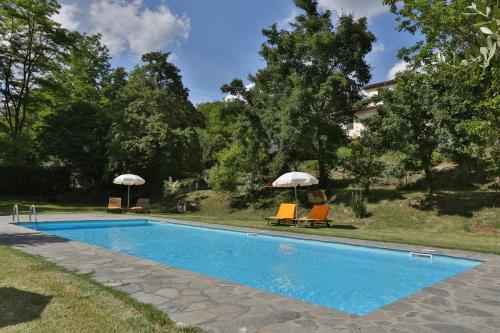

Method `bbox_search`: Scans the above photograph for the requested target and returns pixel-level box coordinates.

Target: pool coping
[1,213,500,333]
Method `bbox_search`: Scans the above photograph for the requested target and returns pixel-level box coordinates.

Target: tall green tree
[367,72,441,193]
[337,132,384,193]
[253,0,375,185]
[0,0,69,163]
[102,66,128,117]
[207,80,270,194]
[383,0,499,64]
[108,52,202,189]
[384,0,499,186]
[365,67,488,193]
[39,101,110,191]
[52,33,111,106]
[196,101,232,169]
[37,33,115,192]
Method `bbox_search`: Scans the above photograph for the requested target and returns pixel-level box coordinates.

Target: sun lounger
[130,198,150,214]
[265,203,296,225]
[107,197,122,213]
[295,205,331,228]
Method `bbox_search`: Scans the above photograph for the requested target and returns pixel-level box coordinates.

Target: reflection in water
[279,243,295,256]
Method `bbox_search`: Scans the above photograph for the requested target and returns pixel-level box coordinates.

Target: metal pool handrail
[29,204,38,224]
[12,204,19,223]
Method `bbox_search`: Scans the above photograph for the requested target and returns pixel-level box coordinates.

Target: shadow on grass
[411,191,500,217]
[406,161,492,191]
[331,189,405,205]
[0,287,52,328]
[330,224,358,230]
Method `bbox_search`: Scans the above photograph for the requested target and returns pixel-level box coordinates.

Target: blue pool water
[21,220,482,315]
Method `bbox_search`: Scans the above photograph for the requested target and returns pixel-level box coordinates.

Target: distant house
[347,79,396,138]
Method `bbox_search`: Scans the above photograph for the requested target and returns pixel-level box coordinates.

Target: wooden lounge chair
[295,205,331,228]
[107,197,122,213]
[130,198,150,214]
[265,203,296,225]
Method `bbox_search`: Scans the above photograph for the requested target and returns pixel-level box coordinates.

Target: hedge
[0,166,71,196]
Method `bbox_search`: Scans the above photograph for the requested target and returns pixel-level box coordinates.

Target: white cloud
[317,0,388,19]
[371,43,385,53]
[224,82,255,102]
[387,60,408,80]
[167,53,178,63]
[54,0,190,56]
[279,8,300,28]
[89,0,190,55]
[52,3,81,31]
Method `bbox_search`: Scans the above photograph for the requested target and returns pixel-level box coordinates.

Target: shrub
[337,138,383,193]
[349,191,367,218]
[382,151,408,187]
[163,177,183,204]
[0,166,70,195]
[235,172,265,209]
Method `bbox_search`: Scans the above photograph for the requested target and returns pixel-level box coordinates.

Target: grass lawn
[0,245,203,333]
[0,197,102,215]
[1,188,499,255]
[152,189,500,255]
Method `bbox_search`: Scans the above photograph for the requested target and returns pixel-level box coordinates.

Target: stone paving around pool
[1,214,500,333]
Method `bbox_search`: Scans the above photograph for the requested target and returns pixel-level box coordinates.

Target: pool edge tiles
[18,219,485,316]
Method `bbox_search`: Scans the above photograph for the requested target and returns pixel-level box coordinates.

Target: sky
[53,0,420,103]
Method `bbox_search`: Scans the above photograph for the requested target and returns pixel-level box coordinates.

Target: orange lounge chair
[295,205,331,228]
[130,198,150,214]
[107,197,122,213]
[265,203,296,225]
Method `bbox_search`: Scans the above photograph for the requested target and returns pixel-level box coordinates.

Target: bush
[163,177,183,204]
[235,172,265,209]
[382,151,408,187]
[337,142,383,193]
[0,166,70,195]
[349,191,367,218]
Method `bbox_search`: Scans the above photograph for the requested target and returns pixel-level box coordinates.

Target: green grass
[1,188,499,254]
[0,245,204,333]
[0,197,103,215]
[151,189,500,255]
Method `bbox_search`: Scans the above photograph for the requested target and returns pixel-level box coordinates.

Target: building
[347,79,396,138]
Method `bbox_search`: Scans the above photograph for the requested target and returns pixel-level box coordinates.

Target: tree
[39,101,110,191]
[383,0,498,64]
[459,0,499,68]
[0,0,69,163]
[337,133,383,193]
[252,0,375,186]
[206,79,271,195]
[196,101,233,169]
[107,52,203,189]
[384,0,499,187]
[102,66,128,117]
[52,33,111,106]
[367,71,445,193]
[36,33,117,192]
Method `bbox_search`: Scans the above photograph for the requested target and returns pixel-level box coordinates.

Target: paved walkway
[1,214,500,333]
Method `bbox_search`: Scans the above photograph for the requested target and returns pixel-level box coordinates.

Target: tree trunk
[318,157,328,188]
[424,166,433,195]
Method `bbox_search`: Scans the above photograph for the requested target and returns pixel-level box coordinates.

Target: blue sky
[53,0,419,103]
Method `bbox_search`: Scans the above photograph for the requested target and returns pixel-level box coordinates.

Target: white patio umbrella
[272,171,318,218]
[113,174,145,209]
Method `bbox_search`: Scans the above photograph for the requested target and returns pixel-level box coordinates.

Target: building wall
[347,80,396,138]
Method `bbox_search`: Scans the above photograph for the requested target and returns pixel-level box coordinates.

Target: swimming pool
[21,219,482,315]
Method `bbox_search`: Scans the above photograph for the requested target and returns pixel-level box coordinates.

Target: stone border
[1,214,499,333]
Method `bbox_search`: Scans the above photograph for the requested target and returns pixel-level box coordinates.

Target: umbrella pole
[127,185,130,210]
[294,186,298,221]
